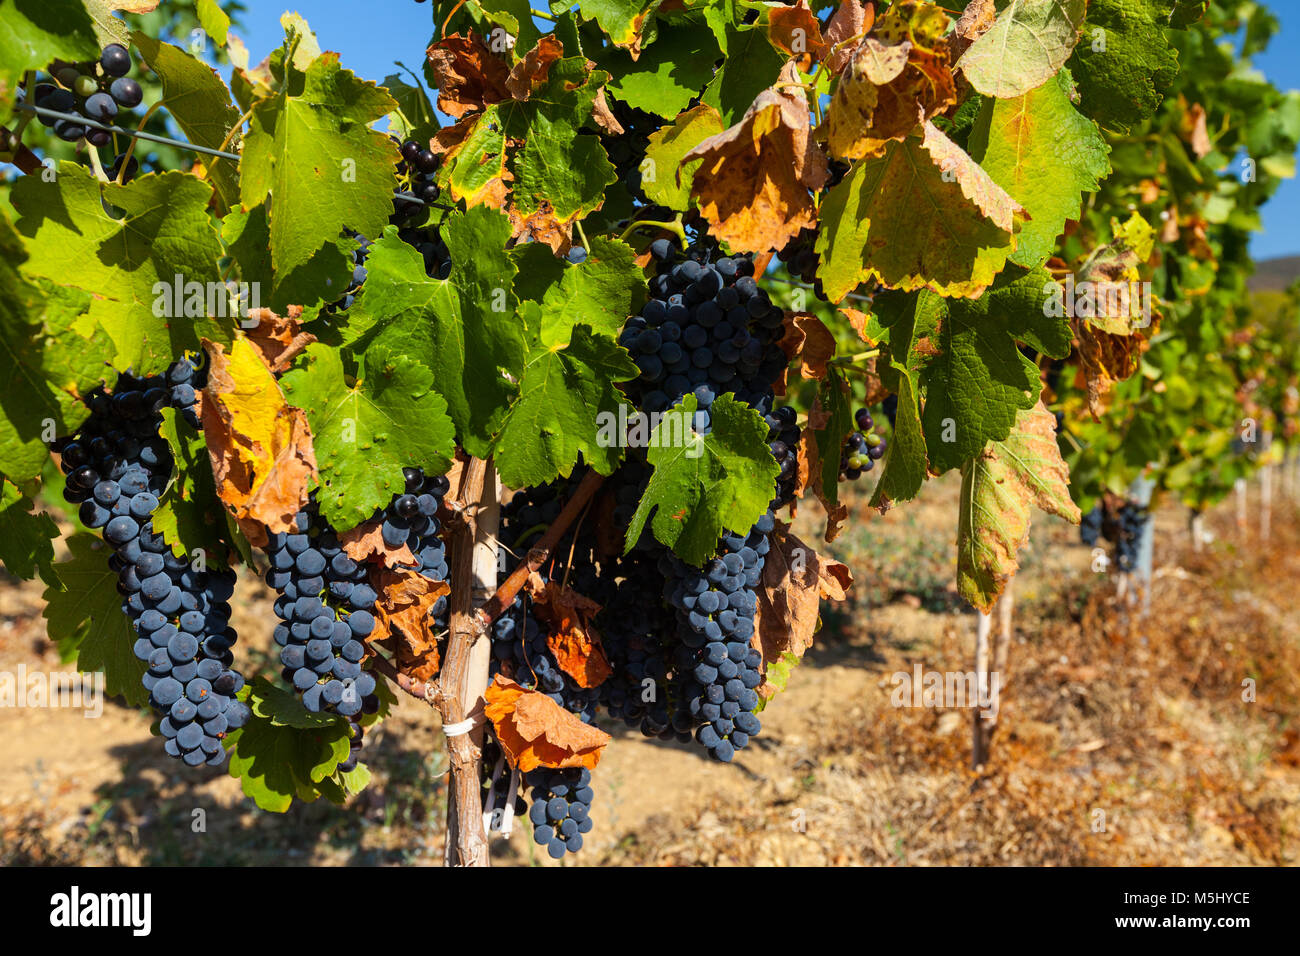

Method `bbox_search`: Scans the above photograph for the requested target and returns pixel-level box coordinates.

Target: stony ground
[2,474,1297,867]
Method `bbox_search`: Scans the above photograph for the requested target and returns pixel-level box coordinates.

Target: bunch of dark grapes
[30,44,143,145]
[57,357,250,767]
[322,231,371,317]
[1077,500,1148,571]
[775,227,828,301]
[1079,505,1103,547]
[265,468,449,771]
[767,405,801,507]
[882,393,898,429]
[841,407,886,481]
[618,240,787,424]
[600,101,658,203]
[658,513,769,761]
[525,767,595,859]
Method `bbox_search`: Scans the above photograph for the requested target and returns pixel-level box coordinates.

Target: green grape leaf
[641,103,726,210]
[0,213,104,482]
[10,165,229,376]
[701,15,785,126]
[969,70,1111,268]
[493,317,638,488]
[810,367,853,517]
[501,57,618,225]
[154,407,230,568]
[240,50,399,277]
[577,0,660,49]
[131,32,242,212]
[280,342,456,533]
[626,393,780,566]
[0,478,59,584]
[1066,0,1179,133]
[868,293,930,506]
[917,267,1071,474]
[815,123,1024,301]
[599,16,721,118]
[957,0,1087,99]
[42,534,147,707]
[537,236,645,346]
[957,402,1080,611]
[224,679,354,812]
[222,204,355,320]
[342,211,525,458]
[0,0,98,124]
[83,0,130,46]
[753,651,801,713]
[195,0,231,45]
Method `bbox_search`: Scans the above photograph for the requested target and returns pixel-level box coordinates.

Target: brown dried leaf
[484,675,611,772]
[683,70,828,253]
[590,89,624,135]
[426,32,510,119]
[370,567,449,682]
[339,517,418,568]
[1183,102,1211,159]
[200,338,316,548]
[505,34,564,100]
[950,0,997,61]
[243,305,315,374]
[825,1,956,161]
[526,580,613,689]
[507,200,572,253]
[769,0,826,59]
[753,522,852,698]
[824,0,875,74]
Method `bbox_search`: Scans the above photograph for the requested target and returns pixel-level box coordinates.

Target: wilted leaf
[824,0,955,161]
[484,675,611,771]
[957,401,1080,611]
[371,567,448,682]
[244,305,315,373]
[339,517,417,568]
[683,68,828,252]
[201,337,317,548]
[778,312,838,382]
[950,0,997,62]
[505,34,565,100]
[426,31,510,118]
[752,522,852,700]
[526,579,613,688]
[769,0,825,59]
[823,0,875,73]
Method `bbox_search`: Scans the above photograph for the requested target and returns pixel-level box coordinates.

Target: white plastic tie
[443,717,476,737]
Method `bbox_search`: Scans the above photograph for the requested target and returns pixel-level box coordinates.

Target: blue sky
[229,1,1300,260]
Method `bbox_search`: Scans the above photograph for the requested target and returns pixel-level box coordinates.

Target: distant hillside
[1249,256,1300,292]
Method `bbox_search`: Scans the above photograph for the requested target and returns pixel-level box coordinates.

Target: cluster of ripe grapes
[1079,500,1150,572]
[841,407,887,481]
[599,100,658,203]
[265,468,450,771]
[56,356,251,767]
[29,44,143,145]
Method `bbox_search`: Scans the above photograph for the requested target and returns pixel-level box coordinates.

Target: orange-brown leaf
[505,35,564,100]
[200,338,316,549]
[752,522,852,698]
[339,517,418,568]
[426,32,510,119]
[824,1,956,161]
[483,675,611,772]
[527,580,612,688]
[370,567,449,682]
[243,305,316,374]
[769,0,826,59]
[824,0,875,73]
[682,67,828,253]
[950,0,997,61]
[507,200,572,253]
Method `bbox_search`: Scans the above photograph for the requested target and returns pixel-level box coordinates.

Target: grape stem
[475,468,606,627]
[85,144,110,183]
[574,219,590,252]
[618,215,687,249]
[116,99,165,184]
[831,348,881,366]
[207,106,254,170]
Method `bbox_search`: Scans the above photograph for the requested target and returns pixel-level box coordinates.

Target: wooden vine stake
[1235,477,1248,541]
[972,582,1014,772]
[1260,463,1273,544]
[437,457,498,867]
